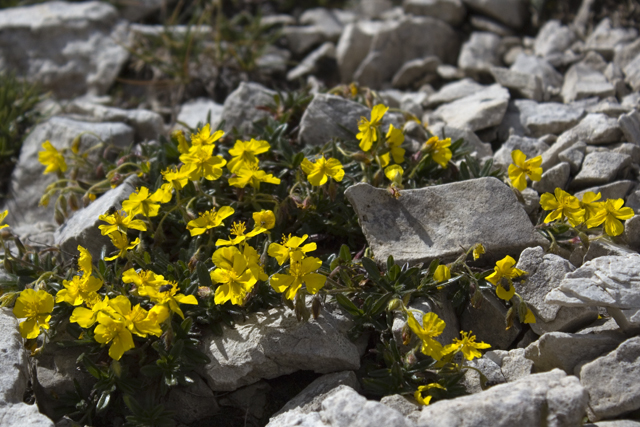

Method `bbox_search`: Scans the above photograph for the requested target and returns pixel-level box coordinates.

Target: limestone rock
[417,369,588,427]
[281,26,326,55]
[562,63,615,104]
[176,98,224,131]
[510,53,564,94]
[580,337,640,421]
[299,8,346,41]
[0,308,29,405]
[201,304,360,391]
[380,394,420,417]
[0,1,129,98]
[558,142,586,174]
[500,348,533,382]
[287,42,337,81]
[426,78,485,108]
[619,110,640,145]
[336,21,389,83]
[391,56,441,89]
[298,94,367,147]
[585,18,637,59]
[164,374,219,425]
[461,357,506,393]
[345,178,543,267]
[428,123,493,158]
[571,152,631,189]
[433,84,510,131]
[0,403,54,427]
[623,53,640,91]
[574,181,636,202]
[532,162,571,197]
[490,67,543,101]
[460,290,522,350]
[493,135,548,168]
[534,20,576,59]
[462,0,527,29]
[402,0,466,26]
[514,100,585,138]
[458,32,502,77]
[220,82,276,135]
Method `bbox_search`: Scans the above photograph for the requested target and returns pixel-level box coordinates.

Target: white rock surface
[514,100,585,138]
[585,18,637,59]
[493,135,549,168]
[534,20,576,59]
[619,110,640,145]
[426,78,485,107]
[176,98,224,131]
[402,0,466,26]
[458,32,502,77]
[571,152,631,189]
[433,84,510,131]
[510,53,564,94]
[221,82,276,135]
[490,67,543,101]
[562,63,615,104]
[336,21,389,83]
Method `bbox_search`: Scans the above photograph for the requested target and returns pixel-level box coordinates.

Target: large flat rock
[344,178,543,266]
[433,84,510,132]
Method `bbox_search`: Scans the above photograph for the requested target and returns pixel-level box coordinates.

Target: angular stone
[53,176,137,260]
[201,304,360,391]
[500,348,533,382]
[614,39,640,71]
[221,82,276,135]
[623,53,640,91]
[461,290,522,350]
[391,56,441,88]
[574,180,636,202]
[402,0,466,26]
[426,78,485,108]
[256,45,291,74]
[493,135,549,168]
[0,308,29,405]
[380,394,420,417]
[558,142,586,174]
[619,110,640,145]
[624,215,640,251]
[586,97,631,118]
[458,32,502,77]
[514,100,584,138]
[525,332,624,375]
[0,403,54,427]
[462,0,527,29]
[532,162,571,196]
[437,64,465,80]
[345,178,543,267]
[354,16,459,88]
[287,42,337,81]
[580,337,640,421]
[585,18,637,60]
[176,98,224,131]
[470,15,513,37]
[299,8,345,41]
[298,94,368,147]
[562,63,616,104]
[321,387,410,427]
[428,123,493,158]
[4,118,134,227]
[461,357,505,393]
[571,152,631,189]
[534,20,576,59]
[220,381,270,419]
[418,369,587,427]
[164,374,219,424]
[490,67,543,101]
[281,26,325,55]
[433,84,510,132]
[511,53,564,93]
[585,421,640,427]
[336,21,388,83]
[545,254,640,333]
[0,1,129,98]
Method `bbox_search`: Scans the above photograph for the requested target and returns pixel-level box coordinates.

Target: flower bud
[197,286,213,298]
[311,296,321,320]
[58,195,67,216]
[96,163,105,179]
[39,193,50,207]
[54,208,65,225]
[387,298,403,312]
[70,167,78,181]
[68,193,79,211]
[71,135,81,154]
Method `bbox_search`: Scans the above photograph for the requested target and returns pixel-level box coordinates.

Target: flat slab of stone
[571,152,631,189]
[176,98,224,131]
[344,177,543,266]
[433,84,510,132]
[514,100,585,137]
[220,82,276,135]
[426,78,485,107]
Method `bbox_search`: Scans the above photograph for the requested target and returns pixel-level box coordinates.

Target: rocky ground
[2,0,640,426]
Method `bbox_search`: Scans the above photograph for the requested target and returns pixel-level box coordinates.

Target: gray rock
[321,387,410,427]
[470,15,513,37]
[622,52,640,91]
[163,374,218,425]
[354,16,459,88]
[624,215,640,251]
[426,78,485,108]
[514,100,585,138]
[493,135,549,168]
[500,348,533,382]
[66,100,164,141]
[256,45,291,75]
[379,394,420,417]
[614,39,640,71]
[437,64,465,80]
[461,356,506,393]
[580,337,640,421]
[220,381,270,419]
[0,308,29,405]
[583,240,637,264]
[428,123,493,158]
[298,94,368,147]
[201,304,360,391]
[275,371,359,417]
[490,67,543,101]
[462,0,527,29]
[4,117,134,227]
[515,247,598,335]
[558,142,586,174]
[619,110,640,145]
[116,0,164,22]
[336,21,389,83]
[53,176,137,260]
[532,162,571,195]
[345,178,543,267]
[391,56,441,89]
[402,0,466,26]
[571,152,631,189]
[221,82,276,135]
[418,369,587,427]
[510,53,564,94]
[627,188,640,214]
[358,0,395,19]
[0,1,129,98]
[586,97,631,118]
[585,19,637,60]
[176,98,224,130]
[545,254,640,334]
[460,290,522,350]
[281,26,326,55]
[0,403,54,427]
[585,422,640,427]
[576,317,624,335]
[525,332,624,375]
[534,20,576,59]
[574,180,636,202]
[433,84,510,131]
[458,32,502,77]
[299,8,345,41]
[562,63,616,104]
[287,42,336,81]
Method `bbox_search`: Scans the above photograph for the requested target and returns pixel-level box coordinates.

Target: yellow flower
[180,145,227,181]
[98,210,147,235]
[227,139,271,173]
[56,275,103,306]
[486,255,526,301]
[38,140,67,174]
[406,311,446,360]
[228,165,281,190]
[444,331,491,361]
[508,150,542,192]
[586,198,635,237]
[269,253,326,300]
[414,383,446,406]
[13,289,54,339]
[0,209,8,230]
[301,156,345,186]
[433,265,450,282]
[172,129,190,154]
[384,165,403,187]
[216,221,266,246]
[150,183,173,204]
[423,136,452,169]
[187,206,235,236]
[191,124,224,147]
[253,210,276,230]
[152,281,198,319]
[122,268,168,300]
[357,104,388,152]
[108,295,167,338]
[94,313,134,361]
[379,124,405,167]
[104,231,140,261]
[77,245,93,275]
[70,295,116,328]
[210,247,258,306]
[162,164,196,190]
[540,188,585,227]
[122,187,161,218]
[472,244,485,260]
[580,192,604,223]
[524,307,536,324]
[268,234,317,265]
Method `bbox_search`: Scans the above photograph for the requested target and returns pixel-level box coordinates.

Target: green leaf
[339,244,352,263]
[371,294,392,316]
[335,293,362,317]
[361,257,381,282]
[196,262,213,288]
[386,255,395,272]
[96,391,111,413]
